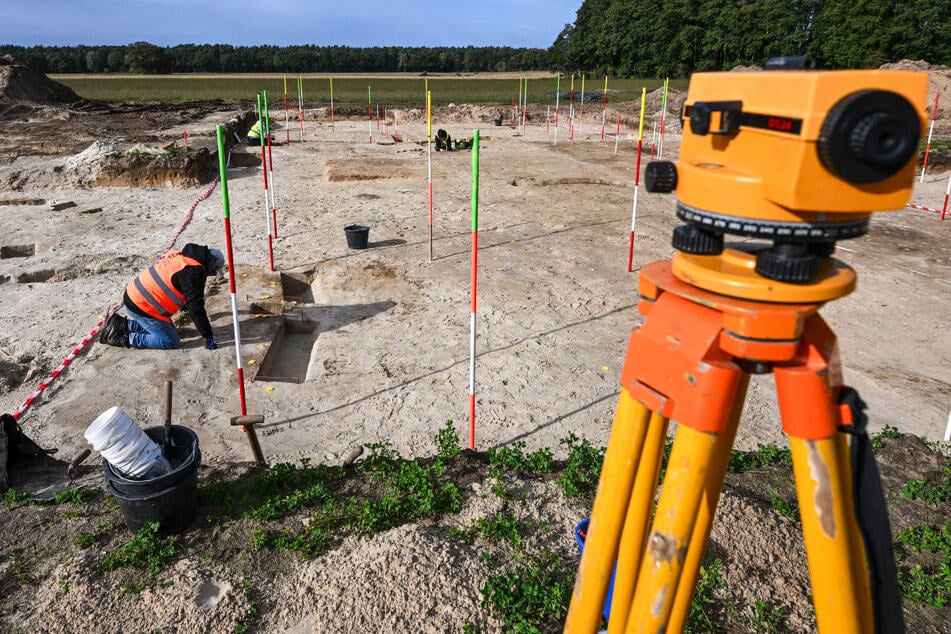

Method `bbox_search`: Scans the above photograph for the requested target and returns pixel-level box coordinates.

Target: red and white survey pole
[628,88,647,273]
[263,91,279,238]
[368,86,373,143]
[256,94,275,271]
[283,74,290,144]
[614,115,621,154]
[297,75,304,143]
[944,173,951,221]
[468,129,481,450]
[579,74,586,119]
[920,93,940,183]
[522,77,528,139]
[569,74,575,120]
[215,125,248,418]
[554,73,561,145]
[427,90,434,261]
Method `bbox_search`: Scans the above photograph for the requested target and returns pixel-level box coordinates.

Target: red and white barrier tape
[162,175,220,255]
[907,202,944,215]
[11,304,120,421]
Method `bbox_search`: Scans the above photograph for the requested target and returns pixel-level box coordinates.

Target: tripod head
[646,57,928,299]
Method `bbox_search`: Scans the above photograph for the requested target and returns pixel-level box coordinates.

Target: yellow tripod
[563,60,926,633]
[563,250,905,633]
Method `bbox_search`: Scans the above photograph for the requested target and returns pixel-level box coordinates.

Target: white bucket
[84,406,171,479]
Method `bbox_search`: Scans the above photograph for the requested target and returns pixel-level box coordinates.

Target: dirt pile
[59,141,215,188]
[0,61,80,106]
[881,60,951,139]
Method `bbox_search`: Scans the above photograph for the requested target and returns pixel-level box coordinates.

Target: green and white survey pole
[659,77,669,158]
[468,129,480,450]
[215,125,247,417]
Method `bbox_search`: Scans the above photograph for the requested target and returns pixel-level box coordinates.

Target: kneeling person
[100,243,224,350]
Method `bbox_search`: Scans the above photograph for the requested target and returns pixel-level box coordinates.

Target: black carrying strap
[839,388,906,634]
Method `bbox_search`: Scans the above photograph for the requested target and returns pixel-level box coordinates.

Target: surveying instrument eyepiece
[566,60,928,633]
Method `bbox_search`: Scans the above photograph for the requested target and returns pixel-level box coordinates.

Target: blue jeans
[127,313,181,349]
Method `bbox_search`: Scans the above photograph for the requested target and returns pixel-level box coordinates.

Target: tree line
[2,0,946,79]
[0,42,548,75]
[550,0,948,77]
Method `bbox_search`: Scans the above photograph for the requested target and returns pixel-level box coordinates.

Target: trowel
[29,448,91,501]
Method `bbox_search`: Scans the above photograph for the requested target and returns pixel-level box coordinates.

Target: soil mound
[62,141,216,188]
[0,62,80,105]
[880,60,951,139]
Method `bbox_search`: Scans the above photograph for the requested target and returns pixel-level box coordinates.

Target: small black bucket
[344,225,370,249]
[103,425,201,533]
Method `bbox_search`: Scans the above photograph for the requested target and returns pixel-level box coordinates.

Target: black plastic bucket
[103,425,200,533]
[344,225,370,249]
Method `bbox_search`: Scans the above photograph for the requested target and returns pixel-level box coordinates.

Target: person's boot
[99,313,130,348]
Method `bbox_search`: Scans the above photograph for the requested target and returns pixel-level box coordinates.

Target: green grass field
[50,74,688,106]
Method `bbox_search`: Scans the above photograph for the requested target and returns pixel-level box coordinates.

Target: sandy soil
[2,100,948,465]
[0,65,949,633]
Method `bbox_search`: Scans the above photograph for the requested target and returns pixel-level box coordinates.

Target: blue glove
[205,336,218,350]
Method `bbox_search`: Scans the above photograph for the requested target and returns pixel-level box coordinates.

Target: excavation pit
[1,244,36,259]
[16,269,54,283]
[280,271,315,304]
[0,198,46,206]
[253,316,319,384]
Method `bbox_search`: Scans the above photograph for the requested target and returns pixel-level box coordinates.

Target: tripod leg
[626,422,732,633]
[789,434,873,633]
[775,315,873,632]
[565,389,653,633]
[607,412,669,634]
[667,372,751,633]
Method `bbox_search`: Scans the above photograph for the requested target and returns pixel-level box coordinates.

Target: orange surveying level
[565,57,928,633]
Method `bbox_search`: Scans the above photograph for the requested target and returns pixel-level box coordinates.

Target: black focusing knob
[645,161,678,193]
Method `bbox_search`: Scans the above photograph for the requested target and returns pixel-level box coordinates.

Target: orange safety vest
[126,251,202,321]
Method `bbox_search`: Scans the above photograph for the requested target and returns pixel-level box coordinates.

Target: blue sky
[2,0,580,48]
